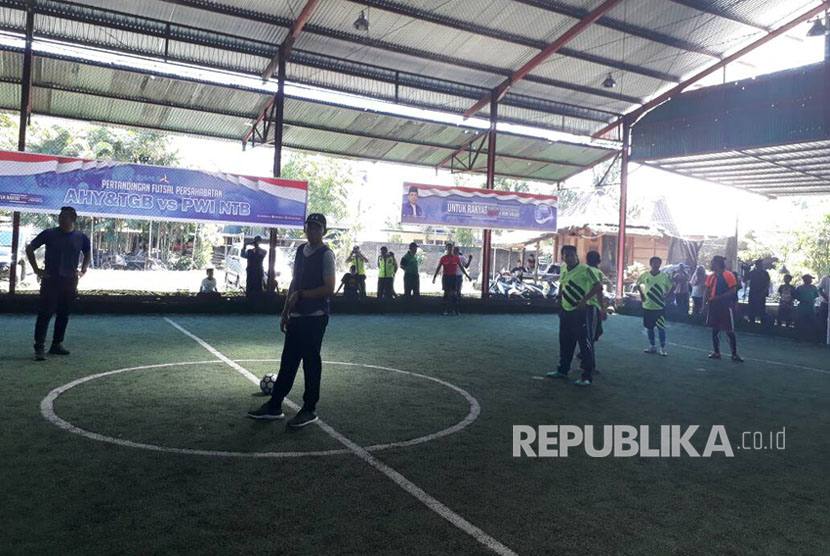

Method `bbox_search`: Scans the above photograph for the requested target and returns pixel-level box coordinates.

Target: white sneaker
[659,347,668,357]
[644,346,657,354]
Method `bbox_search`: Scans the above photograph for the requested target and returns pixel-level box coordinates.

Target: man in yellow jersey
[636,256,675,356]
[577,251,607,374]
[546,245,602,387]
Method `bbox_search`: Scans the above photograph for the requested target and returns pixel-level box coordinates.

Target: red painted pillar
[615,118,630,298]
[481,93,498,299]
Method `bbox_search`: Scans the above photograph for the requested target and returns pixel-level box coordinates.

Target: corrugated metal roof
[0,46,615,182]
[0,0,817,186]
[0,0,805,140]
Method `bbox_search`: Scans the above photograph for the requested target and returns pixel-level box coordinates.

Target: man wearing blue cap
[247,213,335,428]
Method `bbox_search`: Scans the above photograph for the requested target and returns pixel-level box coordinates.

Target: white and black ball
[260,373,278,394]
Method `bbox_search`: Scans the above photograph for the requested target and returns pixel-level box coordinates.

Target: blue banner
[0,151,307,227]
[401,182,557,231]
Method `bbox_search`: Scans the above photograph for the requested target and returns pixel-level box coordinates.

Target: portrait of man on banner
[401,186,423,218]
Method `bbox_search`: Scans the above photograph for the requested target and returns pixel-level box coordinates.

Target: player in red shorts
[433,242,469,315]
[703,256,744,362]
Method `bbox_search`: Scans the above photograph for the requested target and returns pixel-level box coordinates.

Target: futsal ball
[260,373,278,394]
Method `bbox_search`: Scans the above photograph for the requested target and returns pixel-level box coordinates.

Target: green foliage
[451,227,476,247]
[192,224,221,270]
[171,255,194,271]
[281,153,356,267]
[796,213,830,278]
[493,177,531,193]
[626,261,647,283]
[0,113,17,150]
[9,121,180,234]
[282,153,353,225]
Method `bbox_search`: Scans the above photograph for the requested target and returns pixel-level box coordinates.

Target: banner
[0,151,307,227]
[400,182,557,231]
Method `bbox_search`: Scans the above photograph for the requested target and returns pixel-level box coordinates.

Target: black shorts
[643,308,666,330]
[442,275,457,293]
[706,302,735,331]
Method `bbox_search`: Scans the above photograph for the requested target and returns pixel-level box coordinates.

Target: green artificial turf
[1,313,828,555]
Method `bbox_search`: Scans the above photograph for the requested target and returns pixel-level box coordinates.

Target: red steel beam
[592,1,830,139]
[435,131,487,169]
[463,0,624,119]
[242,96,276,145]
[261,0,321,80]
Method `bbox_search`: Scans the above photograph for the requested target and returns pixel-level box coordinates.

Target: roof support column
[267,53,286,295]
[481,93,498,299]
[825,9,830,60]
[10,1,34,295]
[615,117,630,299]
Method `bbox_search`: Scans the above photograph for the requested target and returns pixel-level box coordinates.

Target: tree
[452,227,477,247]
[3,120,184,261]
[281,152,356,266]
[797,213,830,278]
[282,153,353,227]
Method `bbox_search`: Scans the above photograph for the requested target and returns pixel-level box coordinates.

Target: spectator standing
[346,246,368,298]
[740,262,752,302]
[433,243,469,315]
[818,273,829,337]
[453,246,472,299]
[795,274,819,338]
[777,274,797,328]
[388,252,399,298]
[672,263,690,315]
[527,253,537,277]
[690,265,707,317]
[400,242,420,300]
[747,259,771,324]
[377,246,397,300]
[241,236,267,297]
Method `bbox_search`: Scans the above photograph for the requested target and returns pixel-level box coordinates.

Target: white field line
[40,361,350,458]
[235,359,480,452]
[666,342,830,375]
[164,318,517,556]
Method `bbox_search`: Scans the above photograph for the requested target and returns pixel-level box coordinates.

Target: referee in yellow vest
[377,246,397,299]
[547,245,603,387]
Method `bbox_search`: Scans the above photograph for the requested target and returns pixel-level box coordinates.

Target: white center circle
[40,360,480,458]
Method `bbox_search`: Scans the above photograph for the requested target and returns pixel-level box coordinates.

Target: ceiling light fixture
[602,73,617,89]
[354,10,369,32]
[808,17,827,37]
